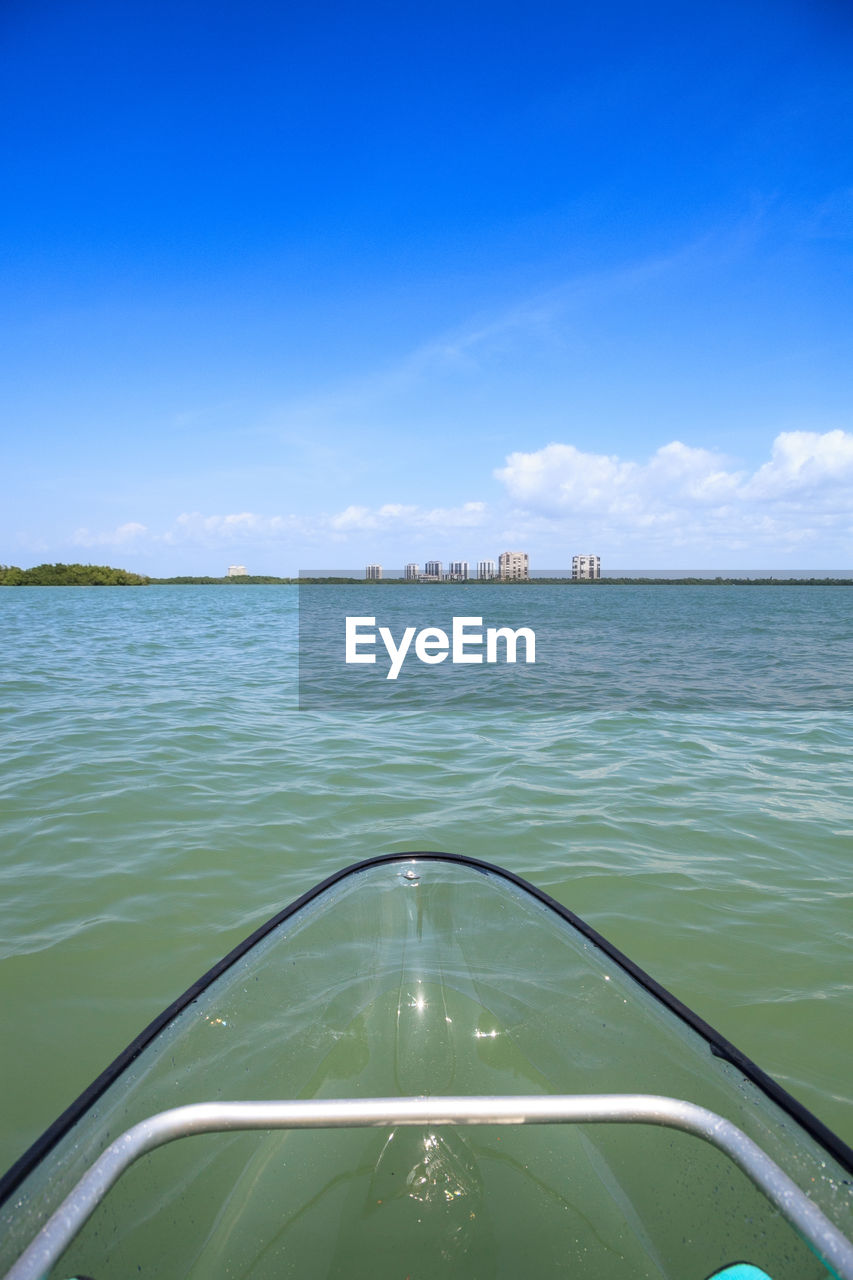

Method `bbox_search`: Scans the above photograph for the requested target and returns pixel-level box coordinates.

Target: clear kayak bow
[1,854,851,1280]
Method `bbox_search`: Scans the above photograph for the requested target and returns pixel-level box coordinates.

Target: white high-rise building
[477,560,496,580]
[424,560,442,580]
[226,565,247,577]
[572,554,600,580]
[498,551,529,580]
[404,563,419,580]
[365,564,382,580]
[448,561,469,580]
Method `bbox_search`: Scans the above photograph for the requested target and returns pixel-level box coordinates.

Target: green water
[0,584,851,1178]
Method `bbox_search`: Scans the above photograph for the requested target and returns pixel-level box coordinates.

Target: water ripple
[0,584,851,1169]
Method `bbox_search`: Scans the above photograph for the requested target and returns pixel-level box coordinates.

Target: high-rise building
[226,565,247,577]
[448,561,469,580]
[365,564,382,580]
[498,551,529,580]
[424,560,442,579]
[477,560,496,580]
[572,554,600,580]
[404,563,419,580]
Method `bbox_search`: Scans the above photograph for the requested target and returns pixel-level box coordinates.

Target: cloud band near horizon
[58,429,853,568]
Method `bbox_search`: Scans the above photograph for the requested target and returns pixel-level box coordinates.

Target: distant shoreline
[291,575,853,585]
[293,576,853,586]
[3,568,853,588]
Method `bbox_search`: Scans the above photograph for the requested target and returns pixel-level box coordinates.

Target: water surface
[0,584,850,1173]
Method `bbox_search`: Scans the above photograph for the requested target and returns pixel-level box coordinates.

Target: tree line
[0,563,150,586]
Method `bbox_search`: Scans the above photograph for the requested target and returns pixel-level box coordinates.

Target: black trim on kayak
[2,851,851,1207]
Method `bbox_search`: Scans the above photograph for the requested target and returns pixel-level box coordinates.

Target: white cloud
[495,441,743,516]
[745,430,853,499]
[495,431,853,555]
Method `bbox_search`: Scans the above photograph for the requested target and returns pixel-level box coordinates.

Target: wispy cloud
[73,521,148,547]
[70,501,489,552]
[328,501,486,533]
[161,511,314,547]
[272,237,716,428]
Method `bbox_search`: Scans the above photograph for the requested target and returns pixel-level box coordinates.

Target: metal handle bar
[6,1093,853,1280]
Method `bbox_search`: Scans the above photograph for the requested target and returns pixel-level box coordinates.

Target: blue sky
[2,0,852,573]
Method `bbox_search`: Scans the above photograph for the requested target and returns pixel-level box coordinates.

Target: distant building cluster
[227,565,248,577]
[367,552,531,581]
[365,552,602,581]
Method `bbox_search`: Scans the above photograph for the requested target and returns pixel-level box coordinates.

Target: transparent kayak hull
[1,854,851,1280]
